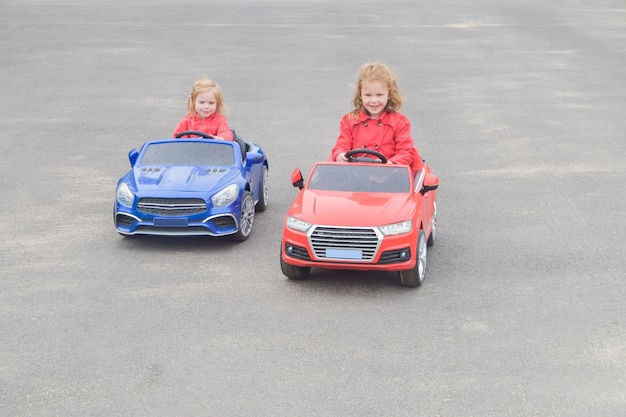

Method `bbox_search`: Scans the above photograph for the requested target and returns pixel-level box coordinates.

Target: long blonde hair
[351,62,403,118]
[187,78,229,117]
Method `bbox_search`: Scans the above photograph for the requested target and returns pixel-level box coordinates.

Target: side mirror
[421,173,439,195]
[128,149,139,167]
[246,152,265,164]
[291,168,304,190]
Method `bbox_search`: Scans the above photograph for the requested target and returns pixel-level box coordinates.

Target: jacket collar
[352,109,389,125]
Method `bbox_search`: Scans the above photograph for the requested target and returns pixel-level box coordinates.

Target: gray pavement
[1,1,625,416]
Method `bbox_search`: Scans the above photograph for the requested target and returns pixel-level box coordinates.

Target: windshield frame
[307,163,412,193]
[138,140,236,167]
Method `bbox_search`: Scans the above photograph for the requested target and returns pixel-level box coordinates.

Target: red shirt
[330,110,419,166]
[173,113,234,140]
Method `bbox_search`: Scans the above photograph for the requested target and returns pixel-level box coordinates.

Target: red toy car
[280,149,439,287]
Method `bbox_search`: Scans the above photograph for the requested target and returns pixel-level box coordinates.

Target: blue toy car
[114,130,269,241]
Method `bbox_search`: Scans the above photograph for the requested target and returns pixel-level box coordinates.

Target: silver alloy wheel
[427,199,437,246]
[417,230,427,284]
[240,193,255,236]
[262,167,269,205]
[255,166,269,212]
[233,192,255,241]
[399,230,427,287]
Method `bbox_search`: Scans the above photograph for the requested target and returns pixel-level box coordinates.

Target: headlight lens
[287,216,312,232]
[379,220,412,236]
[116,182,135,207]
[212,184,239,207]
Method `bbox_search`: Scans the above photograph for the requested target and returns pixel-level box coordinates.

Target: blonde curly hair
[187,78,229,117]
[351,62,403,118]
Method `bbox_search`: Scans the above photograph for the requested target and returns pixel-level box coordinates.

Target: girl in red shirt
[330,62,422,169]
[173,78,234,141]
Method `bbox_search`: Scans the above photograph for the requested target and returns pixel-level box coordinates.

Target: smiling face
[194,91,218,118]
[360,80,389,118]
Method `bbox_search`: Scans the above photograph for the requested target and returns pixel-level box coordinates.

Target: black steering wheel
[344,148,388,164]
[175,130,215,139]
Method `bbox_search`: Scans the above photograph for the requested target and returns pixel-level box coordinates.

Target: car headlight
[379,220,412,236]
[116,182,135,207]
[212,184,239,207]
[287,216,312,232]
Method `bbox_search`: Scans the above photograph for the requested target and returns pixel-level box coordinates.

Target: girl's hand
[336,153,348,162]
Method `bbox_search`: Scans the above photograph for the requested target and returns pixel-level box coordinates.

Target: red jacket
[330,110,421,168]
[173,113,234,140]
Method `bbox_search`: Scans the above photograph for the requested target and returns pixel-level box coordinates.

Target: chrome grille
[309,226,380,261]
[137,198,207,216]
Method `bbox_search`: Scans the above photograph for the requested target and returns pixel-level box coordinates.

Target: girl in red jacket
[330,62,422,170]
[173,78,234,141]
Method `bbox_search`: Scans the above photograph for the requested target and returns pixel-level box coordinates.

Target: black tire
[255,165,269,212]
[427,200,437,247]
[399,230,427,287]
[232,191,255,242]
[280,254,310,280]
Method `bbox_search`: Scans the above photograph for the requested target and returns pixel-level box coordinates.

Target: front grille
[137,198,207,216]
[309,226,380,261]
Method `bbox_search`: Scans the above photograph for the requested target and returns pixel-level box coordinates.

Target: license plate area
[325,249,363,259]
[154,218,188,227]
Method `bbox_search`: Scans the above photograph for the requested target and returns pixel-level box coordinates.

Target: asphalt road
[1,1,625,416]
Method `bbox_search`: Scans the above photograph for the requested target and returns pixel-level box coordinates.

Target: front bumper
[281,225,418,271]
[114,199,242,236]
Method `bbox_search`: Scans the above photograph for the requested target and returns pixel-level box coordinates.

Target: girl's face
[360,80,389,118]
[194,91,218,118]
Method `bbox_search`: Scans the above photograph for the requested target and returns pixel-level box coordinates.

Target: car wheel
[427,199,437,247]
[255,165,269,212]
[399,230,427,287]
[232,191,255,242]
[280,254,310,280]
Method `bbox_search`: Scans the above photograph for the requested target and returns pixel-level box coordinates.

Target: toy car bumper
[281,226,418,272]
[114,203,242,236]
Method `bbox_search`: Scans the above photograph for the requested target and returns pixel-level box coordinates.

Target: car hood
[292,190,414,226]
[132,165,235,192]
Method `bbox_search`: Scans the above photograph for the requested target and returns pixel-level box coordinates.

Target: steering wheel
[175,130,215,139]
[344,148,388,164]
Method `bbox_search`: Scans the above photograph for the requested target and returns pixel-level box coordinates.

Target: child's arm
[215,116,234,141]
[388,116,415,166]
[330,115,354,161]
[173,118,190,138]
